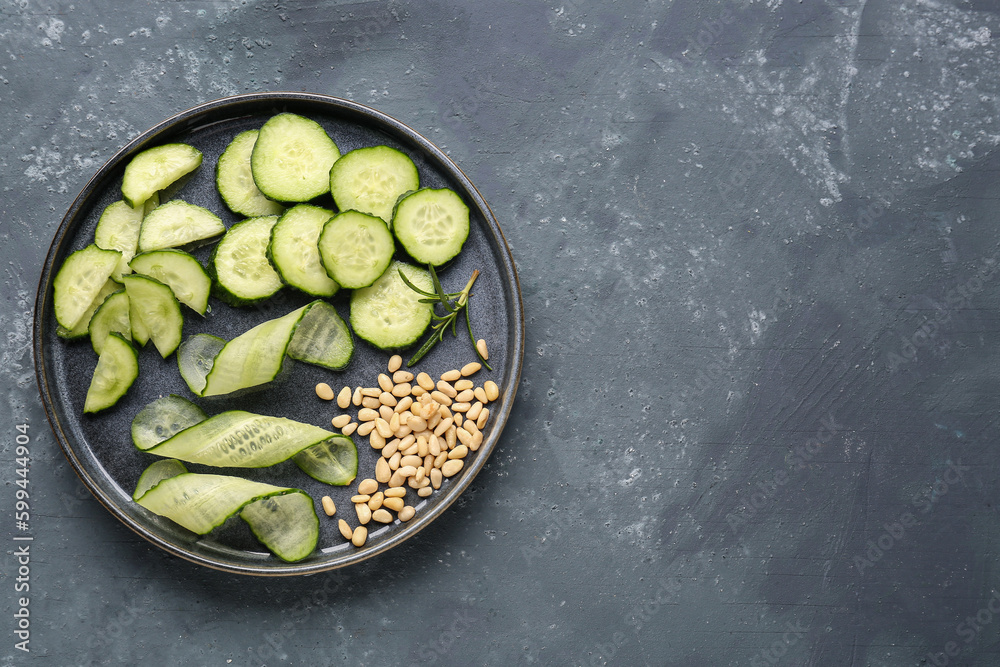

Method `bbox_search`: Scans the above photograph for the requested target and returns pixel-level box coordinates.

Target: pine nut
[389,412,400,433]
[388,354,403,373]
[375,418,392,438]
[477,408,489,430]
[442,459,464,477]
[361,387,382,398]
[393,370,414,383]
[358,408,379,422]
[434,417,454,437]
[339,519,353,540]
[395,396,414,413]
[445,426,457,450]
[473,386,488,404]
[399,434,416,451]
[420,402,437,420]
[375,457,391,483]
[378,373,394,392]
[410,386,427,397]
[427,411,442,430]
[456,427,473,446]
[455,389,475,403]
[484,380,499,401]
[341,422,358,436]
[449,445,469,459]
[455,379,474,391]
[401,455,423,468]
[351,494,371,504]
[441,369,462,382]
[362,396,381,409]
[321,496,336,516]
[418,436,431,457]
[357,478,378,495]
[331,414,352,429]
[352,525,367,547]
[428,436,441,456]
[430,468,443,489]
[337,386,352,408]
[370,430,385,450]
[399,506,415,522]
[418,486,434,497]
[388,471,406,487]
[383,497,405,512]
[466,402,483,421]
[372,509,393,524]
[367,492,384,511]
[476,338,488,360]
[470,430,483,451]
[355,503,372,524]
[388,451,401,470]
[454,413,463,427]
[357,421,376,436]
[398,465,417,478]
[461,362,481,376]
[434,452,448,468]
[382,439,399,459]
[353,386,363,406]
[379,391,397,407]
[452,402,471,412]
[438,405,452,420]
[391,382,411,397]
[414,466,425,483]
[401,442,419,456]
[408,416,427,432]
[315,383,335,401]
[436,380,458,398]
[423,454,434,471]
[384,487,406,498]
[464,420,480,436]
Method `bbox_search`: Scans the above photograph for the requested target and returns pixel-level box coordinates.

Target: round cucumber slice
[250,113,340,202]
[210,215,282,306]
[329,145,419,224]
[317,210,395,289]
[392,188,470,266]
[216,129,286,217]
[268,204,339,297]
[350,260,434,350]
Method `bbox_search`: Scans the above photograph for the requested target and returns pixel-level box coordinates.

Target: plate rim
[33,92,524,576]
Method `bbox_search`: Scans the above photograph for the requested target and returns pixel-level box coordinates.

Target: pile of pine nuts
[315,345,499,548]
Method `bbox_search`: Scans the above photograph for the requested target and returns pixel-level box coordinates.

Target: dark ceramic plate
[34,93,523,576]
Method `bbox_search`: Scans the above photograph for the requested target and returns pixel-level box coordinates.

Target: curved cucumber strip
[89,289,131,356]
[392,188,470,266]
[350,261,434,350]
[292,435,358,486]
[122,274,183,358]
[133,459,189,500]
[138,200,225,252]
[142,410,334,468]
[285,301,354,371]
[216,130,286,218]
[329,145,419,224]
[210,215,282,306]
[53,244,123,330]
[177,333,226,396]
[268,204,339,297]
[134,470,319,562]
[84,332,139,413]
[122,143,202,209]
[131,394,208,451]
[130,249,211,315]
[94,200,144,282]
[251,113,340,202]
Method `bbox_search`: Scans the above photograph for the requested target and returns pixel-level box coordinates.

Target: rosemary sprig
[399,265,493,370]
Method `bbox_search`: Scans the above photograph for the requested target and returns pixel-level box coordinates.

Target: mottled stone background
[3,0,1000,665]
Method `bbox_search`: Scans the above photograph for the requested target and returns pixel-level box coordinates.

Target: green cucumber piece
[391,188,470,266]
[94,200,144,282]
[122,143,202,209]
[84,332,138,413]
[209,215,282,306]
[88,289,131,356]
[132,459,188,500]
[177,333,226,396]
[216,129,286,217]
[350,261,434,350]
[292,435,358,486]
[57,279,119,340]
[286,300,354,371]
[130,249,211,315]
[121,274,183,358]
[268,204,339,297]
[142,410,334,468]
[199,303,309,397]
[53,244,123,330]
[133,470,319,562]
[137,200,225,252]
[317,210,395,289]
[329,145,419,224]
[129,293,151,347]
[131,394,208,451]
[251,113,340,202]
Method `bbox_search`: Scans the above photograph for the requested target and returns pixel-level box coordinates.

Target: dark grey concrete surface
[3,0,1000,664]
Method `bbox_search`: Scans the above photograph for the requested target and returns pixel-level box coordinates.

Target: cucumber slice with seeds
[53,244,123,330]
[286,301,354,371]
[131,394,208,451]
[137,200,225,252]
[268,204,339,297]
[210,215,283,305]
[392,187,470,266]
[329,145,419,224]
[216,129,286,217]
[177,333,226,396]
[57,279,119,340]
[84,332,138,413]
[251,113,340,202]
[122,143,202,209]
[130,249,211,315]
[317,210,395,289]
[88,289,131,356]
[94,200,145,282]
[350,260,434,350]
[122,274,183,358]
[292,436,358,486]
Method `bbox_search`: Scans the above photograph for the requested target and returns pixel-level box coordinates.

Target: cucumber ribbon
[132,460,319,562]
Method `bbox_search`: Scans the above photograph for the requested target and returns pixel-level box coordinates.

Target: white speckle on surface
[39,17,64,45]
